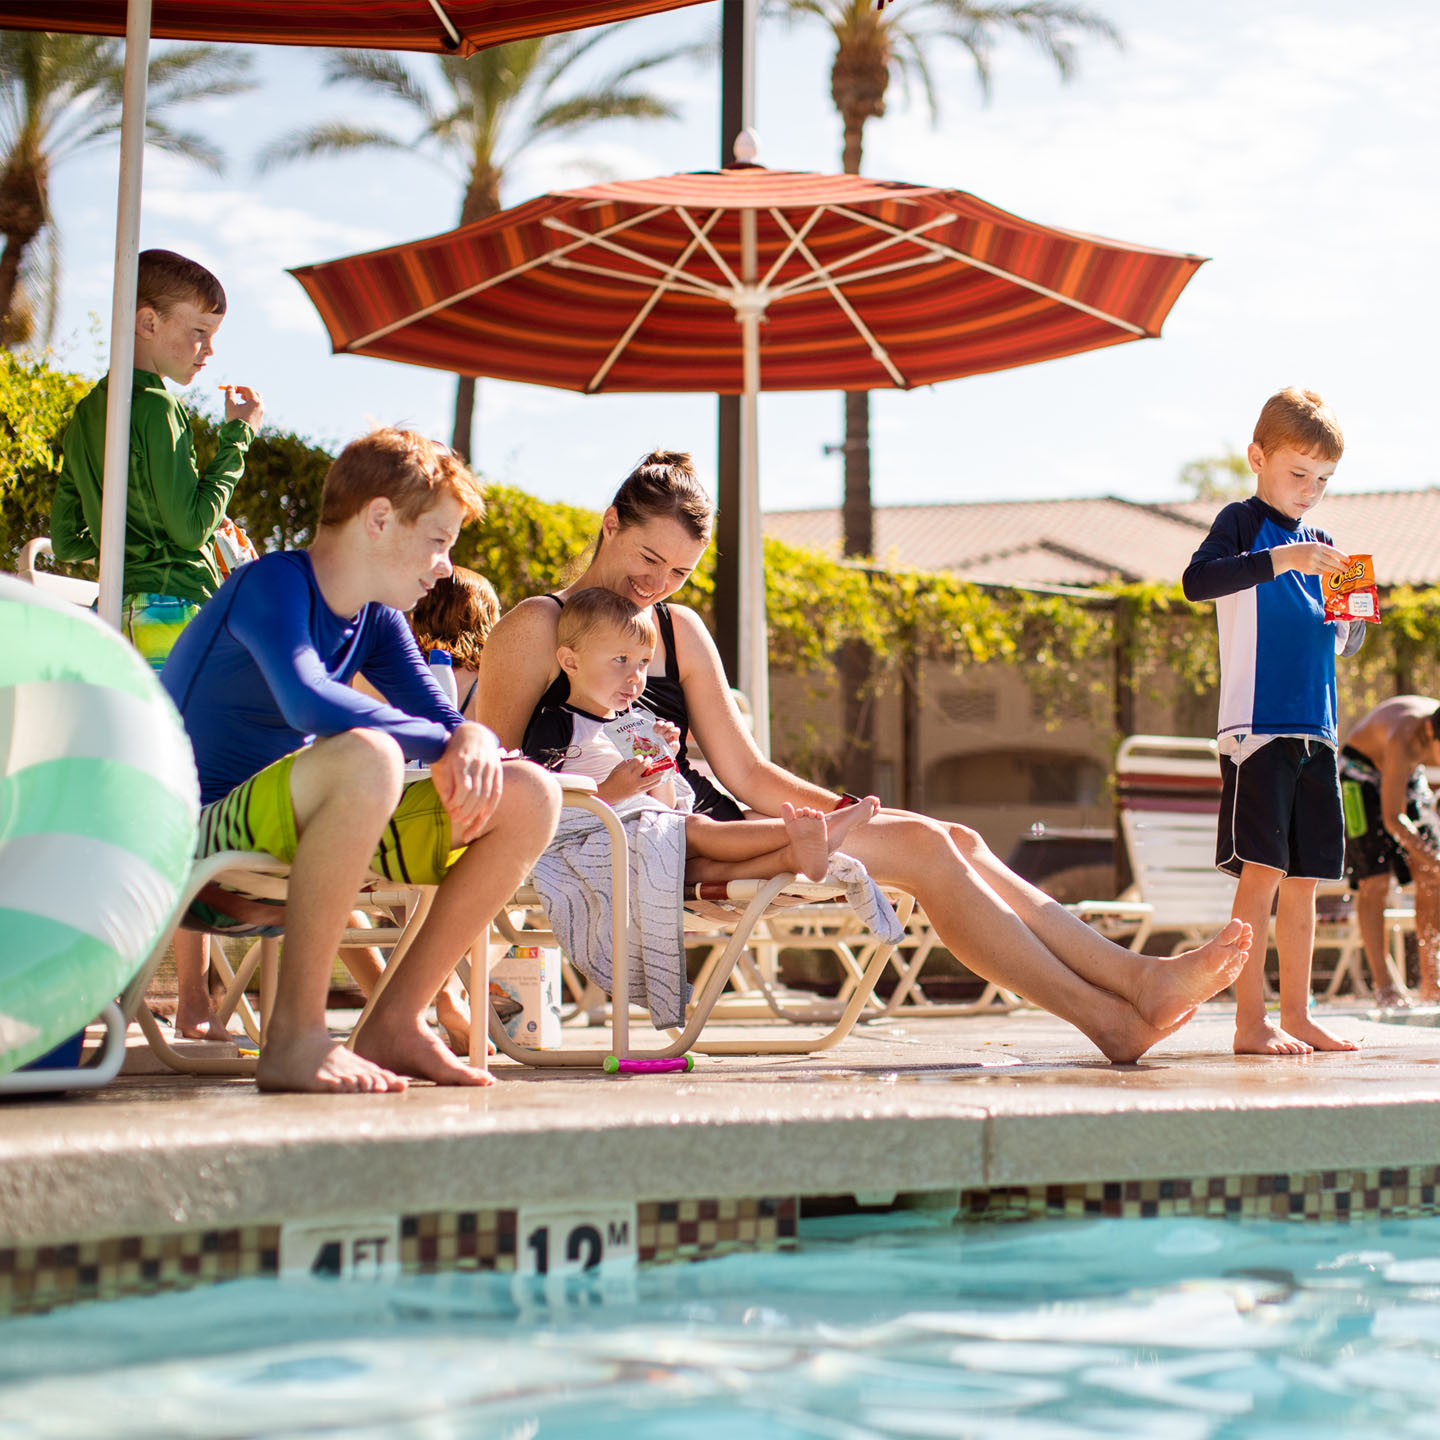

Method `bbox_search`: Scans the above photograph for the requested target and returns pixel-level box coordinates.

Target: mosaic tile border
[961,1165,1440,1222]
[8,1169,1440,1317]
[0,1197,800,1317]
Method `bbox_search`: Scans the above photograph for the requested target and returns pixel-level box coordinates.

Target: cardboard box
[489,946,562,1049]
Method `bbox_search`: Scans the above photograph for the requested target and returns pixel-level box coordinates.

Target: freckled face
[595,512,708,610]
[374,493,463,612]
[1249,442,1337,520]
[141,299,223,387]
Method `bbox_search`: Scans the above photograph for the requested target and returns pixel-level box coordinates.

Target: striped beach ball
[0,575,199,1074]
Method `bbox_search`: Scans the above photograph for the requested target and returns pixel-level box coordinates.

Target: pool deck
[6,999,1440,1257]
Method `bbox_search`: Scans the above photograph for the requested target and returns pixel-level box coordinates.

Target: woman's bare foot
[176,984,232,1042]
[780,803,831,881]
[256,1026,407,1093]
[824,795,881,854]
[1416,986,1440,1006]
[354,1012,494,1086]
[1374,984,1410,1010]
[1089,1001,1197,1065]
[1131,919,1252,1031]
[1279,1014,1359,1052]
[1234,1017,1312,1055]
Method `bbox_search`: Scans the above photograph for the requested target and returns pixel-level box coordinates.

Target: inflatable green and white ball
[0,575,199,1074]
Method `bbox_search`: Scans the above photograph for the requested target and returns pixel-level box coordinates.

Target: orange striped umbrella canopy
[291,166,1206,393]
[0,0,711,54]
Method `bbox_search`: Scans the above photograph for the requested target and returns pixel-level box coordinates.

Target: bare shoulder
[665,603,721,668]
[489,594,563,647]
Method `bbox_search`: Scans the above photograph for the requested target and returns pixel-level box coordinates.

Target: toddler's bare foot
[256,1026,406,1093]
[1233,1018,1312,1056]
[824,795,880,855]
[1279,1014,1360,1052]
[1132,919,1252,1030]
[355,1012,493,1086]
[780,803,830,881]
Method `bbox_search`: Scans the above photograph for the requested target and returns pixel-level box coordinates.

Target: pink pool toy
[603,1054,694,1075]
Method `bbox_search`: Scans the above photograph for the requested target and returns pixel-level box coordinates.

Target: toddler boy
[526,587,878,882]
[51,248,262,1042]
[1183,386,1363,1055]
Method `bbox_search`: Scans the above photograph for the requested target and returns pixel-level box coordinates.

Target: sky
[40,0,1440,520]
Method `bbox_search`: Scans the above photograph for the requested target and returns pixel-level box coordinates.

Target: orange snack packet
[1322,553,1381,623]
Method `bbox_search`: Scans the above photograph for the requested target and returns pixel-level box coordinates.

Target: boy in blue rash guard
[163,428,561,1094]
[1183,387,1363,1057]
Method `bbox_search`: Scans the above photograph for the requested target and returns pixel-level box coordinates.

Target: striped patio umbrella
[292,163,1205,751]
[0,1,711,54]
[0,0,712,629]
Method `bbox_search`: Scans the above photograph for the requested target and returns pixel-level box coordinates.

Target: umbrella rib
[779,251,945,299]
[828,204,1149,337]
[757,206,826,290]
[766,214,957,299]
[675,208,743,292]
[771,211,907,387]
[584,214,720,393]
[543,214,733,301]
[551,255,716,299]
[425,0,463,48]
[342,205,674,351]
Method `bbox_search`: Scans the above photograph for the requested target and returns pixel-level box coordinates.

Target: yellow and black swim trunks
[193,750,467,927]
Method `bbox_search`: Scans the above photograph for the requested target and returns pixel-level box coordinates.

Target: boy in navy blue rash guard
[1183,386,1363,1057]
[162,428,561,1095]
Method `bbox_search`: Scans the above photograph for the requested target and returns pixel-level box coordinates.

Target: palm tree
[0,33,253,349]
[778,0,1119,792]
[260,32,685,462]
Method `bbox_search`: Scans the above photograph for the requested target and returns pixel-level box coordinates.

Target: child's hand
[221,384,265,431]
[1273,541,1349,577]
[598,758,669,805]
[431,722,503,842]
[653,719,681,755]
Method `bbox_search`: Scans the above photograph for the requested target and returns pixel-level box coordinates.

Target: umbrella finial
[733,129,761,165]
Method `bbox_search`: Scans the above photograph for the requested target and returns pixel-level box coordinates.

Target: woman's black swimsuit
[522,596,744,820]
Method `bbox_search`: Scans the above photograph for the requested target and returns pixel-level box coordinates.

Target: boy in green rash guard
[50,248,264,1044]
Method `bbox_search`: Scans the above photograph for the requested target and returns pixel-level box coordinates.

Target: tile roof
[766,488,1440,588]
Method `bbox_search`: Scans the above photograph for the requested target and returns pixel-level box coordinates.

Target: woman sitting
[478,450,1252,1064]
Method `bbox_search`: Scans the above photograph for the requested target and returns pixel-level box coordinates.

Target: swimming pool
[3,1212,1440,1437]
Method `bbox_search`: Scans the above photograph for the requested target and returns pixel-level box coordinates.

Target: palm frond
[325,48,437,120]
[255,122,412,173]
[141,118,226,175]
[530,91,677,138]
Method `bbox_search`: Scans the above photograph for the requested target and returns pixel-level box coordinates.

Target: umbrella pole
[736,215,770,757]
[96,0,151,629]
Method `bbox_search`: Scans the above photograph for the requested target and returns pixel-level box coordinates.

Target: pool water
[5,1213,1440,1437]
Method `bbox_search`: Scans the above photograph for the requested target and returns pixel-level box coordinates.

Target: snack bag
[1322,553,1381,624]
[210,516,259,579]
[603,708,677,775]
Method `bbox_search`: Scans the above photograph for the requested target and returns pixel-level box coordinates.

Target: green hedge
[5,354,1438,745]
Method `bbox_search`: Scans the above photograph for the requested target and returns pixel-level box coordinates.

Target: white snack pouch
[602,708,676,775]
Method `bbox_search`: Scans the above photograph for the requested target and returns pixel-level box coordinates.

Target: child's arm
[141,392,254,551]
[48,466,97,562]
[1182,504,1274,600]
[1183,503,1348,599]
[227,558,455,764]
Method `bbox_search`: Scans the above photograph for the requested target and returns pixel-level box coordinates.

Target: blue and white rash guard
[1182,497,1350,749]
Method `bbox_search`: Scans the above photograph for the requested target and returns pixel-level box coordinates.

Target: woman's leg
[838,811,1249,1062]
[937,818,1250,1022]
